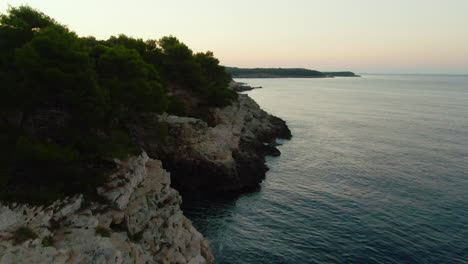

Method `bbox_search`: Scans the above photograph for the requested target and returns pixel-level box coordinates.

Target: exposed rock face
[133,94,291,193]
[0,153,214,264]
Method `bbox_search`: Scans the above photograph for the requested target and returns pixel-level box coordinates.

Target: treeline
[226,67,359,78]
[0,6,236,203]
[322,71,360,77]
[226,67,326,78]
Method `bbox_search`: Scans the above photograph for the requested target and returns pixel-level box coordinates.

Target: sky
[1,0,467,74]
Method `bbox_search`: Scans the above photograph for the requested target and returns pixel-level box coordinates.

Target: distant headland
[226,67,360,78]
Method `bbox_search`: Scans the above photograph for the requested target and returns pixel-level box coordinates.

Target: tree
[106,34,147,56]
[158,36,202,89]
[96,45,167,115]
[0,6,57,110]
[195,51,236,107]
[0,5,56,52]
[13,25,109,126]
[0,6,235,203]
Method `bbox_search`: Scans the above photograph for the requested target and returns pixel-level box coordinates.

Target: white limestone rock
[141,94,291,192]
[0,153,214,264]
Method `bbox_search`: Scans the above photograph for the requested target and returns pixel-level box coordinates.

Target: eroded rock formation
[0,153,214,264]
[0,92,292,263]
[133,94,292,193]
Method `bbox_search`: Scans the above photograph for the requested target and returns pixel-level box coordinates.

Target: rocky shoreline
[0,93,291,263]
[132,94,291,193]
[229,81,263,92]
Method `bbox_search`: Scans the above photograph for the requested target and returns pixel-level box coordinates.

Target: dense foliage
[0,6,235,203]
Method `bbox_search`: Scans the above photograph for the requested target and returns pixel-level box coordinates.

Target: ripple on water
[183,76,468,264]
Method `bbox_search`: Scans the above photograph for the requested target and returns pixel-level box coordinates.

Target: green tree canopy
[0,6,236,204]
[96,45,167,114]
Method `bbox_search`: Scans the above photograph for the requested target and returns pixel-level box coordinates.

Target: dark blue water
[183,75,468,264]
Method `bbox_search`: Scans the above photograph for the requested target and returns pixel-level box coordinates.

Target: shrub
[15,136,78,162]
[98,129,139,160]
[41,235,54,247]
[13,226,38,245]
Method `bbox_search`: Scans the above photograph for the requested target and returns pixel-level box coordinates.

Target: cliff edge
[132,94,292,193]
[0,153,214,264]
[0,92,291,263]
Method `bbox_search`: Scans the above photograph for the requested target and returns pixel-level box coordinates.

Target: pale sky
[1,0,467,74]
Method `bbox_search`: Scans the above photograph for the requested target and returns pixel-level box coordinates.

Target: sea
[182,75,468,264]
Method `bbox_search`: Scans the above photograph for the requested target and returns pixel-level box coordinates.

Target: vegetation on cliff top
[0,6,236,203]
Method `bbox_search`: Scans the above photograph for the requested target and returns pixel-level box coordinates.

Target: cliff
[0,91,291,263]
[0,153,214,264]
[132,94,291,193]
[0,7,293,263]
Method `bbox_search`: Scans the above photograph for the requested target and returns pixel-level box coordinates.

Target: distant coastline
[226,67,360,78]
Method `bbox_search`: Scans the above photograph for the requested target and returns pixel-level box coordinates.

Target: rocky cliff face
[0,153,214,264]
[133,94,291,193]
[0,92,291,263]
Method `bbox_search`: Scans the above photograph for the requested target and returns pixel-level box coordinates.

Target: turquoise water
[183,75,468,264]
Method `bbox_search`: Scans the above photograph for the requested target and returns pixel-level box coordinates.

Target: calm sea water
[182,75,468,264]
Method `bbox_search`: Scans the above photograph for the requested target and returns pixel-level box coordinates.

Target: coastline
[0,93,291,263]
[226,67,360,78]
[132,93,291,194]
[231,75,360,78]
